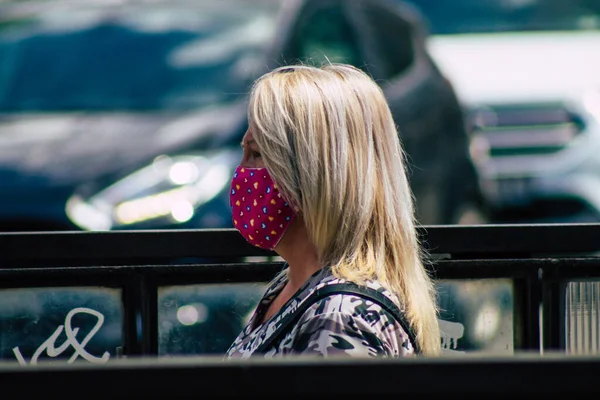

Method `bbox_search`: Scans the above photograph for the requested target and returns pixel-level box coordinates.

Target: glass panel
[566,280,600,354]
[0,287,122,366]
[158,283,265,356]
[437,279,514,354]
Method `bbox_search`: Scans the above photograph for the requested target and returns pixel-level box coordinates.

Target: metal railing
[1,224,600,357]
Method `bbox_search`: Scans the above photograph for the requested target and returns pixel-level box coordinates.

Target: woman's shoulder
[288,286,415,356]
[305,269,403,311]
[299,280,402,326]
[298,273,404,320]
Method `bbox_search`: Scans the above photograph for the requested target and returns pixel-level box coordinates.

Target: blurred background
[1,0,599,232]
[0,0,598,359]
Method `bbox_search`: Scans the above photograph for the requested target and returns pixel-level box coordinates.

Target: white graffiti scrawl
[439,319,465,354]
[12,307,111,366]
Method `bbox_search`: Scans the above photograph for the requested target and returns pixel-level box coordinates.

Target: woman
[226,64,440,358]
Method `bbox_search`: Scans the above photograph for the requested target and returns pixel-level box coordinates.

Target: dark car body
[0,0,480,232]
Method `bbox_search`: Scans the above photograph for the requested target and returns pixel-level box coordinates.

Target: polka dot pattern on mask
[230,166,296,250]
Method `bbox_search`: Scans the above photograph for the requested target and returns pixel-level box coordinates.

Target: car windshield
[404,0,600,35]
[0,1,280,112]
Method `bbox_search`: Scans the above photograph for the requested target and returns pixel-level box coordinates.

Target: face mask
[229,166,296,250]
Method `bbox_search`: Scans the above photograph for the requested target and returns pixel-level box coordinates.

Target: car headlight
[66,149,240,230]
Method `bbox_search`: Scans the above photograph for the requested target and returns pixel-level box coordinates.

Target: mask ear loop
[267,211,297,251]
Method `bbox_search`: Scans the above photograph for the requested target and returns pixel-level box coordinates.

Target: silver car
[408,0,600,223]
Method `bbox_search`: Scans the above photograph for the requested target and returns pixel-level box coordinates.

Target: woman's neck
[274,216,321,291]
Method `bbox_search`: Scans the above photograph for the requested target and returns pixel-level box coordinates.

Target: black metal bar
[542,279,565,352]
[150,262,285,286]
[122,274,145,356]
[0,229,268,268]
[0,263,285,287]
[541,259,600,280]
[144,273,159,355]
[512,278,531,351]
[0,269,128,289]
[530,269,543,352]
[512,270,542,351]
[419,223,600,257]
[2,224,600,268]
[512,277,525,350]
[2,258,600,282]
[1,355,600,396]
[429,258,540,280]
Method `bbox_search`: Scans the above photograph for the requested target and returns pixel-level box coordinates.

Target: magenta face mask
[230,166,296,250]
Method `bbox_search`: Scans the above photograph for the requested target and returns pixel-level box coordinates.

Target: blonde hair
[248,64,440,355]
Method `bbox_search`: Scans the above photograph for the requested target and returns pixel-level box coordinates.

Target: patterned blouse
[226,266,416,358]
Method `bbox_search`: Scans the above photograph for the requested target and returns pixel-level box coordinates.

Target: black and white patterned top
[226,266,415,358]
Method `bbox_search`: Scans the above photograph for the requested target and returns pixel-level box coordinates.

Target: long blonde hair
[248,64,440,355]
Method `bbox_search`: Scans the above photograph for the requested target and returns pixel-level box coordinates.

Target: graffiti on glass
[439,319,465,353]
[12,307,110,366]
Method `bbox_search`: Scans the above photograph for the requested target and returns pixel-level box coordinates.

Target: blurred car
[0,0,481,233]
[405,0,600,223]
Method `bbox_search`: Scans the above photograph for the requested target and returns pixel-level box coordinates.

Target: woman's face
[240,127,265,168]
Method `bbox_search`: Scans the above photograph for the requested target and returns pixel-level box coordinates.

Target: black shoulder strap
[254,282,421,355]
